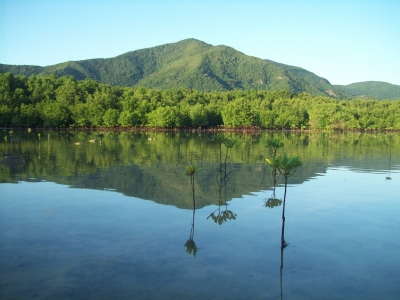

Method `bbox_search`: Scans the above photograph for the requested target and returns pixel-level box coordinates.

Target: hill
[338,81,400,100]
[1,38,399,99]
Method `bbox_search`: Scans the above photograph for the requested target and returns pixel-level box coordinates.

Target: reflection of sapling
[185,164,196,176]
[209,134,236,187]
[207,135,238,226]
[265,138,284,207]
[223,137,237,157]
[265,198,282,209]
[207,209,237,225]
[266,138,284,180]
[184,239,198,257]
[386,144,392,180]
[209,134,225,166]
[266,138,284,158]
[185,164,198,257]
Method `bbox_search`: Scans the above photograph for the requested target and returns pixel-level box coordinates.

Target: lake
[1,130,399,300]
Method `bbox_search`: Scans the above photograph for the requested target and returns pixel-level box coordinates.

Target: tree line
[1,72,399,130]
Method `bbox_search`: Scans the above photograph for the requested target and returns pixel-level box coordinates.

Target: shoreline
[1,126,400,134]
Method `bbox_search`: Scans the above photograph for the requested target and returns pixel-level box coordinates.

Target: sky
[1,0,399,86]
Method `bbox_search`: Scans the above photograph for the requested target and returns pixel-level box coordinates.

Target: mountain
[337,81,400,100]
[1,38,399,99]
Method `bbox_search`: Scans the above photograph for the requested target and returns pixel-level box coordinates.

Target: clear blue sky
[1,0,399,85]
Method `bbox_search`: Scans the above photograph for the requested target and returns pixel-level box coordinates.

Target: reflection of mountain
[0,131,398,208]
[63,158,331,209]
[64,162,267,208]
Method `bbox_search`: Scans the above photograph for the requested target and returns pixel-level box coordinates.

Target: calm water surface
[1,130,399,299]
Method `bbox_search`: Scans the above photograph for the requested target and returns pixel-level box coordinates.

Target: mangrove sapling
[207,191,237,225]
[223,137,237,164]
[266,138,284,158]
[8,130,14,148]
[206,134,238,225]
[207,155,237,225]
[47,133,51,154]
[209,134,225,186]
[185,164,198,256]
[184,210,198,256]
[264,197,282,209]
[208,174,225,225]
[266,152,302,249]
[185,164,196,202]
[280,244,285,300]
[184,132,191,164]
[209,134,225,159]
[207,204,237,225]
[386,144,392,180]
[223,136,236,181]
[264,138,284,208]
[209,134,236,188]
[266,138,284,184]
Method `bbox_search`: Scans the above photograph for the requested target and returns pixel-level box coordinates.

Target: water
[0,130,399,299]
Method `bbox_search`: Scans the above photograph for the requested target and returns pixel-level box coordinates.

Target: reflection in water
[184,205,198,257]
[1,131,400,299]
[1,130,399,199]
[264,197,282,209]
[280,244,285,300]
[386,144,392,180]
[264,139,302,299]
[264,138,284,209]
[264,171,282,209]
[267,153,302,249]
[208,135,237,225]
[207,167,237,224]
[1,155,25,168]
[277,154,302,299]
[185,164,198,256]
[1,132,25,168]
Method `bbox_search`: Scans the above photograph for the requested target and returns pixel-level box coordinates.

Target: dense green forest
[2,39,400,99]
[1,72,400,130]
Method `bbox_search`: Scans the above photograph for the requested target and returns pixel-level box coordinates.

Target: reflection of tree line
[1,132,396,210]
[2,131,394,295]
[1,131,25,168]
[2,130,398,171]
[1,131,397,199]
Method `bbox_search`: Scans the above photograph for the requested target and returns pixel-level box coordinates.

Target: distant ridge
[338,81,400,100]
[1,38,399,99]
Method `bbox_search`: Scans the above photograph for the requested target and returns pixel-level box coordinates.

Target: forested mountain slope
[0,39,346,98]
[338,81,400,100]
[2,39,399,99]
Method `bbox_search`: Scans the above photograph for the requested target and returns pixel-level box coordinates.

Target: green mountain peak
[1,39,399,99]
